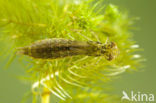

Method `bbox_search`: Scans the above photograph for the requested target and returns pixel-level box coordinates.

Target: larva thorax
[17,38,119,61]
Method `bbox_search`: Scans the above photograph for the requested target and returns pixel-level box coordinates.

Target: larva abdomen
[17,38,91,59]
[17,38,119,61]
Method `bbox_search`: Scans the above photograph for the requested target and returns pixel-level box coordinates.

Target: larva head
[101,42,119,61]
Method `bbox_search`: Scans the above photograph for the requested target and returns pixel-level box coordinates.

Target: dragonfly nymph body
[17,38,119,61]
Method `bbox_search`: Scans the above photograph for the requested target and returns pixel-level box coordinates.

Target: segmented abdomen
[17,38,94,59]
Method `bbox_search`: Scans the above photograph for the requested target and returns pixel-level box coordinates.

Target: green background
[0,0,156,102]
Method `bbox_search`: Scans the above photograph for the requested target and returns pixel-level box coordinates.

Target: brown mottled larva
[17,38,119,61]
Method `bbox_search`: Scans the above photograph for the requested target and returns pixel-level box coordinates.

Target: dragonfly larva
[17,38,119,61]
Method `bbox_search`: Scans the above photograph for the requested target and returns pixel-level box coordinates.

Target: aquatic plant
[0,0,143,103]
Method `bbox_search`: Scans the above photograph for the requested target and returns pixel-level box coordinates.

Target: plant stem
[42,88,51,103]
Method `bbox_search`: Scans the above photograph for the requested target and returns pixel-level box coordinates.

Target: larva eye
[107,54,114,61]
